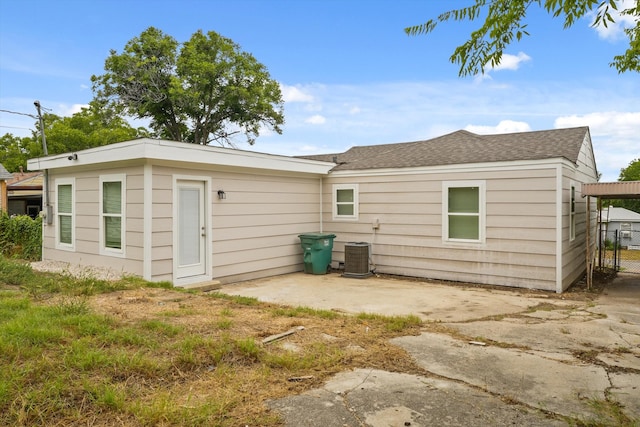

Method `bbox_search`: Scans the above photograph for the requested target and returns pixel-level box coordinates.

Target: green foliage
[0,134,32,172]
[619,158,640,181]
[27,102,148,158]
[406,0,639,76]
[607,158,640,213]
[91,26,284,147]
[0,213,41,261]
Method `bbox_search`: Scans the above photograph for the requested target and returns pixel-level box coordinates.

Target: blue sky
[0,0,638,182]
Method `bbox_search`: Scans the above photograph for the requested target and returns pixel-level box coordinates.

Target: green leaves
[92,27,284,147]
[406,0,639,76]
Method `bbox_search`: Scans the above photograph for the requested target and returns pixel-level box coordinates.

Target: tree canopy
[0,102,145,172]
[0,134,31,173]
[27,102,147,158]
[91,27,284,147]
[608,158,640,212]
[405,0,639,76]
[619,157,640,181]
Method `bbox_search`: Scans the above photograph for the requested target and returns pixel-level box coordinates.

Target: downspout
[319,178,323,233]
[555,165,563,293]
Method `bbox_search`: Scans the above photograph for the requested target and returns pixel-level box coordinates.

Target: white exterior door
[176,180,207,279]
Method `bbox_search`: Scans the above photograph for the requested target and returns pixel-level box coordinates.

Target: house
[27,126,598,293]
[0,163,14,213]
[600,206,640,249]
[6,170,43,218]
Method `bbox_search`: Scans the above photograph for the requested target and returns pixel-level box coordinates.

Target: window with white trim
[100,174,126,255]
[570,184,576,241]
[56,178,75,250]
[443,181,485,243]
[333,184,358,220]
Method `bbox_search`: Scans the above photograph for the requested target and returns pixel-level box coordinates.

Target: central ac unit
[343,242,372,278]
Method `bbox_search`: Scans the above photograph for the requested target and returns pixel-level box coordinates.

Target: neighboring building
[6,170,43,218]
[600,206,640,248]
[27,126,598,292]
[0,163,14,213]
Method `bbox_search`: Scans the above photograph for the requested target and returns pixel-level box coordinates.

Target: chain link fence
[599,229,640,274]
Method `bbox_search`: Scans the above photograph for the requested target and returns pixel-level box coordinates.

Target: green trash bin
[298,233,336,274]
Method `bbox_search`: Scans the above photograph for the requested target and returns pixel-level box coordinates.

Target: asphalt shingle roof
[0,164,14,180]
[300,127,589,172]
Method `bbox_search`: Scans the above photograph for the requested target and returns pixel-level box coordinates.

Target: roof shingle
[300,127,589,171]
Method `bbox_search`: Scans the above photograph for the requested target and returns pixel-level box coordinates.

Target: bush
[0,212,42,260]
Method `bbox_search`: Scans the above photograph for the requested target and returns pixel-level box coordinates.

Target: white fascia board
[328,157,573,177]
[27,138,334,175]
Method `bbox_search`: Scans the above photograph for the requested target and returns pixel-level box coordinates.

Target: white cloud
[474,52,531,82]
[305,114,326,125]
[264,79,638,182]
[590,0,637,41]
[57,103,88,116]
[280,83,314,103]
[465,120,532,134]
[555,111,640,181]
[491,52,532,72]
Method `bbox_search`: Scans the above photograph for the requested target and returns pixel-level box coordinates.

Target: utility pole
[34,100,52,224]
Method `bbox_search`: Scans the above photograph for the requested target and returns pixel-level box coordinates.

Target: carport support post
[586,195,591,290]
[597,197,602,269]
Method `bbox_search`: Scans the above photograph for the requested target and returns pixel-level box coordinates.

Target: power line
[0,109,37,119]
[0,125,33,131]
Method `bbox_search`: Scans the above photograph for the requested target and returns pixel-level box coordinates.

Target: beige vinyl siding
[560,136,599,291]
[43,166,145,276]
[148,165,322,284]
[324,166,559,290]
[210,170,322,283]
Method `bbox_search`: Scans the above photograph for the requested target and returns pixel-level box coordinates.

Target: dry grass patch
[1,271,424,427]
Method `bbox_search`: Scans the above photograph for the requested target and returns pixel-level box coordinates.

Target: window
[443,181,485,243]
[333,184,358,220]
[570,184,576,241]
[100,175,125,255]
[56,178,74,250]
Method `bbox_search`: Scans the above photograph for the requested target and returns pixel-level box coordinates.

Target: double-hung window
[100,174,125,255]
[333,184,358,220]
[56,178,75,250]
[443,181,485,243]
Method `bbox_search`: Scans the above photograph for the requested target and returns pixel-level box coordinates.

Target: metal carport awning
[582,181,640,289]
[583,181,640,199]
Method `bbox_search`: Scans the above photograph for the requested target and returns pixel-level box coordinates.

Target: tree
[405,0,639,76]
[27,102,148,158]
[619,157,640,181]
[91,27,284,147]
[608,158,640,212]
[0,134,31,172]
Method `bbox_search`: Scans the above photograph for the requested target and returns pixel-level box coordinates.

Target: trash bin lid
[298,233,336,239]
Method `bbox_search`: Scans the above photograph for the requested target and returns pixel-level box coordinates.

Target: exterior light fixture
[67,153,78,161]
[217,190,226,200]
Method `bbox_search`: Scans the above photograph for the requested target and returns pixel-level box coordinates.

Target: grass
[619,249,640,261]
[0,257,424,426]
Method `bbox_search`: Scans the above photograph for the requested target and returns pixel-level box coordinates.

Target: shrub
[0,212,42,260]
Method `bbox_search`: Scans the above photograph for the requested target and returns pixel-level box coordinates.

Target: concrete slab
[442,317,640,355]
[269,369,564,427]
[220,272,540,322]
[223,271,640,425]
[609,372,640,420]
[392,332,611,419]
